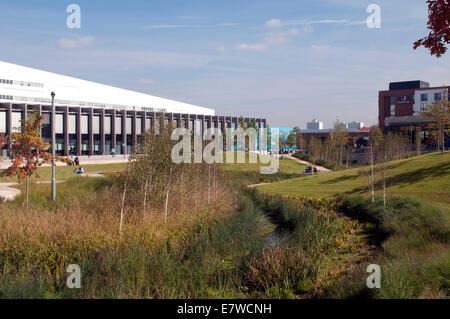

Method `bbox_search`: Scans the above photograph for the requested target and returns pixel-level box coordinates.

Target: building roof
[0,61,214,115]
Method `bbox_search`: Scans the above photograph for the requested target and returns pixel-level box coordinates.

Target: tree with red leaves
[414,0,450,57]
[0,112,67,206]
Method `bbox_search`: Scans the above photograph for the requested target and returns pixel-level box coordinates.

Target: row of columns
[0,103,267,157]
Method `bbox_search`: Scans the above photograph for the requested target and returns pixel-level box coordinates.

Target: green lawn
[0,162,128,183]
[0,152,306,184]
[223,152,306,174]
[256,152,450,210]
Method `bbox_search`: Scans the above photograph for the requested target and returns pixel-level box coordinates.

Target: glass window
[389,96,395,105]
[434,92,442,101]
[390,105,395,116]
[421,94,428,102]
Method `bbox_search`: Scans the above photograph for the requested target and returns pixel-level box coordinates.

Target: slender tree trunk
[120,182,127,234]
[164,165,173,222]
[120,161,131,233]
[143,178,148,211]
[25,176,29,208]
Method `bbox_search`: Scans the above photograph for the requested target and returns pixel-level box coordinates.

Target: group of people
[73,167,85,174]
[67,156,80,166]
[67,156,84,174]
[305,166,318,174]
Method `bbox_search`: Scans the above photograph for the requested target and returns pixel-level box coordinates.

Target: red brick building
[378,81,449,147]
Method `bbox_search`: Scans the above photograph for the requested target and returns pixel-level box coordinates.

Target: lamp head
[51,92,56,99]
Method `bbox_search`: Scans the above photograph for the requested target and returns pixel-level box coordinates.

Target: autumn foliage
[1,113,52,182]
[1,112,68,205]
[414,0,450,57]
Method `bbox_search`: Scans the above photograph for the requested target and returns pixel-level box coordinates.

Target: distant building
[306,119,323,130]
[347,121,364,130]
[378,80,449,147]
[0,61,267,158]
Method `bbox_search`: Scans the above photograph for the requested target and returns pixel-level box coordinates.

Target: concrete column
[152,112,157,131]
[111,109,116,155]
[185,114,190,130]
[207,115,212,130]
[88,108,94,156]
[6,103,12,158]
[64,107,69,156]
[37,105,42,141]
[178,113,182,128]
[142,111,147,133]
[132,111,137,150]
[200,115,205,138]
[122,111,126,155]
[168,113,174,128]
[6,103,12,136]
[23,104,28,122]
[76,107,81,156]
[100,109,105,155]
[212,116,218,130]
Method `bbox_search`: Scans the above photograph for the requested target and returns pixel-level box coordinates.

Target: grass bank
[257,152,450,210]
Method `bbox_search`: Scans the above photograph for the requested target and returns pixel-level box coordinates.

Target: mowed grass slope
[223,152,306,174]
[257,152,450,210]
[0,162,128,183]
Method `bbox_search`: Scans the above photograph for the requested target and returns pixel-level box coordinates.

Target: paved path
[0,184,21,202]
[285,154,332,173]
[0,155,130,169]
[0,171,107,202]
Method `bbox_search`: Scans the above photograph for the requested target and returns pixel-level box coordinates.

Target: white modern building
[0,61,266,157]
[347,121,364,130]
[306,119,323,130]
[413,88,449,115]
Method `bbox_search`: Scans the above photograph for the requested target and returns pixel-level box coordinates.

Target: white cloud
[265,19,283,28]
[263,28,299,45]
[58,36,95,49]
[286,19,350,26]
[237,27,300,52]
[346,20,368,26]
[138,78,155,84]
[235,43,267,52]
[217,45,226,53]
[141,24,191,29]
[140,23,240,30]
[216,23,240,27]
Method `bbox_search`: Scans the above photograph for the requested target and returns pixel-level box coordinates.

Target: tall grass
[325,195,450,299]
[243,190,368,298]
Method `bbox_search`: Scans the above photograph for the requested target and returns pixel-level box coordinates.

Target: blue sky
[1,0,449,128]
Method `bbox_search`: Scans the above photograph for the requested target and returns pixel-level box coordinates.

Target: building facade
[347,121,364,130]
[378,80,449,147]
[0,61,266,158]
[306,119,323,130]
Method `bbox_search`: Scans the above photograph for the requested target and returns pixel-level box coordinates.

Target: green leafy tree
[420,91,449,154]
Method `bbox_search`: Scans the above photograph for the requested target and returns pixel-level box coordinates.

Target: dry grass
[0,178,237,288]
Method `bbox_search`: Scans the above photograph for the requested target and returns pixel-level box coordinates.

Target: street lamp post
[51,91,56,201]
